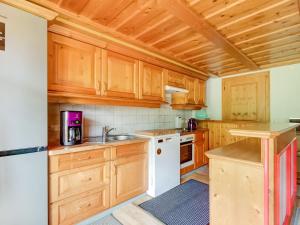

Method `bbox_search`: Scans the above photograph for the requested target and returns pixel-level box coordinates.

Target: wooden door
[48,33,101,95]
[222,72,270,122]
[167,71,186,88]
[101,50,138,99]
[139,62,166,101]
[110,153,148,206]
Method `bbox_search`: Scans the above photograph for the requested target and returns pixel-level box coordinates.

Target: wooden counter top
[229,123,299,138]
[48,138,150,156]
[135,128,208,136]
[206,138,262,166]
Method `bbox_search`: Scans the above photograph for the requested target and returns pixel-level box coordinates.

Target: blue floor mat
[139,179,209,225]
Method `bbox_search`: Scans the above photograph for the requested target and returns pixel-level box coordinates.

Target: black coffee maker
[60,111,83,146]
[187,118,197,131]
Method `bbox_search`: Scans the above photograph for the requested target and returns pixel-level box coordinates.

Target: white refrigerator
[0,3,48,225]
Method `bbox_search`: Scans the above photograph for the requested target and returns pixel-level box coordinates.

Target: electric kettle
[187,118,197,131]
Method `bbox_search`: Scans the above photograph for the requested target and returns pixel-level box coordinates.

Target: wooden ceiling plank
[148,26,190,46]
[133,14,173,38]
[174,43,212,57]
[259,58,300,68]
[253,48,300,61]
[183,48,224,61]
[158,0,259,70]
[247,41,300,57]
[108,0,156,30]
[256,53,300,65]
[232,18,300,45]
[241,33,300,52]
[204,0,247,19]
[133,0,202,39]
[216,0,293,30]
[225,2,299,38]
[1,0,58,20]
[90,0,135,26]
[162,34,203,51]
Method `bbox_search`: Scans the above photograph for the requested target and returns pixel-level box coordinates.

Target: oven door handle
[180,143,193,148]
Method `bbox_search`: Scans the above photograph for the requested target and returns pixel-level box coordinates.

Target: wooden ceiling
[28,0,300,76]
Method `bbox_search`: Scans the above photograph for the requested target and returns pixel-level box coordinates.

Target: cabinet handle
[76,156,92,161]
[115,165,118,175]
[79,202,91,209]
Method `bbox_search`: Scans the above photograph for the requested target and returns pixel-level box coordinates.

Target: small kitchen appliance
[187,118,197,131]
[60,111,83,146]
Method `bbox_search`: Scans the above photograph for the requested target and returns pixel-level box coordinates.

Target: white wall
[203,63,300,122]
[0,4,47,150]
[52,104,193,138]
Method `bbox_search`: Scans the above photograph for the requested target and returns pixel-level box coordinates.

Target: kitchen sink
[85,134,136,143]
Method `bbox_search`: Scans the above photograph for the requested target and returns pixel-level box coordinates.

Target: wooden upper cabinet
[139,62,166,102]
[185,76,196,104]
[195,79,206,105]
[101,50,138,99]
[222,72,270,122]
[48,33,101,95]
[167,71,186,88]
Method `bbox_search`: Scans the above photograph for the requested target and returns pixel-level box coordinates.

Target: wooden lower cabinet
[49,163,110,203]
[194,131,209,169]
[50,187,110,225]
[49,141,148,225]
[110,153,148,206]
[199,120,252,150]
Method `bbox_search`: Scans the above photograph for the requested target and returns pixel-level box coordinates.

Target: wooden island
[206,123,299,225]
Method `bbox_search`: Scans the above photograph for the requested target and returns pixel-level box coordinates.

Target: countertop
[48,137,150,156]
[229,123,300,138]
[135,128,208,137]
[206,138,262,166]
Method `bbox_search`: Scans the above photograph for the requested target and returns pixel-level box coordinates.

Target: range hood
[165,85,188,94]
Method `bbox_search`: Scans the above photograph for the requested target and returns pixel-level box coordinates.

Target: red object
[274,138,298,225]
[263,138,270,225]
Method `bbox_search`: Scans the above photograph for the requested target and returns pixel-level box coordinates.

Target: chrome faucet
[102,125,116,142]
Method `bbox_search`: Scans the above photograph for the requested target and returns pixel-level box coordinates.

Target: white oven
[180,134,195,169]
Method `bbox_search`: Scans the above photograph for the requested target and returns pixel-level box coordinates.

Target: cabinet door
[185,76,196,104]
[199,80,206,105]
[222,72,270,122]
[203,131,209,164]
[139,62,166,101]
[49,187,109,225]
[110,153,148,206]
[101,50,138,99]
[48,33,101,95]
[194,132,204,169]
[167,71,186,88]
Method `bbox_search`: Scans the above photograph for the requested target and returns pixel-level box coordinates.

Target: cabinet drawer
[50,186,109,225]
[49,148,111,173]
[50,163,110,203]
[112,142,148,159]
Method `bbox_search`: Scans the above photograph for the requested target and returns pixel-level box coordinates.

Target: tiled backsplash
[48,103,192,145]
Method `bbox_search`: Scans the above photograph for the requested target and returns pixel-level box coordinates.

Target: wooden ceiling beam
[158,0,259,70]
